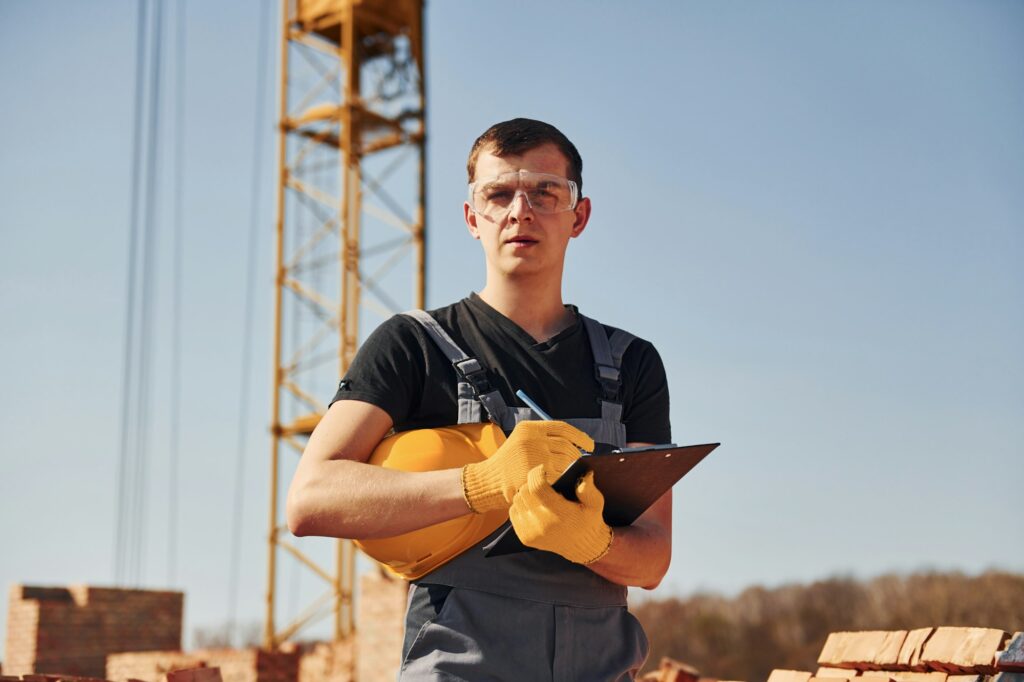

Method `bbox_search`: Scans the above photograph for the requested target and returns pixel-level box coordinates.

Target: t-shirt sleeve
[329,315,426,426]
[622,341,672,444]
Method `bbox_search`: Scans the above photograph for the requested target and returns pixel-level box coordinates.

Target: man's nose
[507,189,534,221]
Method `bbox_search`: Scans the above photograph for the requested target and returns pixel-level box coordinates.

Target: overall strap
[580,315,636,425]
[403,309,635,445]
[402,310,517,428]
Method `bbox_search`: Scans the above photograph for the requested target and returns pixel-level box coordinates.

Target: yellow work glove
[461,420,593,514]
[508,465,613,565]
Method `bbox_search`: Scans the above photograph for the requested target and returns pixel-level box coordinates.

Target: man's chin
[497,260,547,279]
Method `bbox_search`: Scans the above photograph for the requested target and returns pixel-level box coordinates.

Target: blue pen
[516,389,592,457]
[515,389,553,420]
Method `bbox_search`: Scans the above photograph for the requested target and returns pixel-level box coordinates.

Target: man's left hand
[509,465,613,565]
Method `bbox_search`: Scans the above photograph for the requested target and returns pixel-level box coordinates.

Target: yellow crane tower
[264,0,426,648]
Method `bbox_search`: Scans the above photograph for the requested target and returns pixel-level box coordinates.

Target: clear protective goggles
[467,170,579,221]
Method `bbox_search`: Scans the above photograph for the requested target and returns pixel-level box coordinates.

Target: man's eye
[486,190,514,202]
[534,182,566,195]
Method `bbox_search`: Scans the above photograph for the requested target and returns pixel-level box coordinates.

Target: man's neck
[477,280,575,343]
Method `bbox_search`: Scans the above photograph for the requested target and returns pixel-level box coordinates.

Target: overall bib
[397,310,651,682]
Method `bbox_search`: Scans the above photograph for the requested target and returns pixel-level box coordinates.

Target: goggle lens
[469,171,578,220]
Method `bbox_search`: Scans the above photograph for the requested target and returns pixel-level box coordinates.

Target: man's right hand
[461,420,594,514]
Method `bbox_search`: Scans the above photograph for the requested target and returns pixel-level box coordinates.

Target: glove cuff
[582,527,614,565]
[461,462,507,514]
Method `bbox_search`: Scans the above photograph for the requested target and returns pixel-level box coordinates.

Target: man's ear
[570,197,592,238]
[464,202,481,239]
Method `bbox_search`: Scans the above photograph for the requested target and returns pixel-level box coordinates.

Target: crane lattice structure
[265,0,425,648]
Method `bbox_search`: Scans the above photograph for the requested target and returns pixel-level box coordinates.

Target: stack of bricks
[106,570,404,682]
[354,571,407,682]
[768,627,1024,682]
[167,667,226,682]
[106,648,299,682]
[295,642,353,682]
[3,585,183,678]
[106,651,203,682]
[103,572,404,682]
[639,656,702,682]
[2,574,408,682]
[0,674,120,682]
[639,656,749,682]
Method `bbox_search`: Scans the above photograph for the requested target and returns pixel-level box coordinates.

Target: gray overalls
[398,310,650,682]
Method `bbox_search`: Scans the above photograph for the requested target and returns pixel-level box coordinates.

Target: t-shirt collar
[466,292,581,348]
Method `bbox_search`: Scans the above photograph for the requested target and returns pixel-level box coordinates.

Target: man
[287,118,672,680]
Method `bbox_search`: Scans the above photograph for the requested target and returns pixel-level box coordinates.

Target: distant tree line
[632,570,1024,681]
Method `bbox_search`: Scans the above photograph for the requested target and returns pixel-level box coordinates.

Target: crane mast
[265,0,426,648]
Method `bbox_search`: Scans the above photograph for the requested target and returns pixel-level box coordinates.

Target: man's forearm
[288,399,474,540]
[585,486,672,589]
[585,515,672,589]
[287,460,469,539]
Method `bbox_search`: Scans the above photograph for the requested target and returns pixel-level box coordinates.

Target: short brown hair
[466,118,584,193]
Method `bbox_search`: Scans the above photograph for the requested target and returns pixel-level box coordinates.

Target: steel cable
[168,0,187,588]
[227,0,272,645]
[115,0,150,586]
[131,0,164,585]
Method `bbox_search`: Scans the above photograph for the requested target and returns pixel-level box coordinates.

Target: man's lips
[505,235,539,245]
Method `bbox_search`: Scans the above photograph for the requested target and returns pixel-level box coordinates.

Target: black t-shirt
[331,293,672,444]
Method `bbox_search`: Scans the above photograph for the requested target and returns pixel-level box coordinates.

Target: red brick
[921,628,1009,674]
[768,671,814,682]
[167,667,223,682]
[818,631,908,671]
[898,630,937,671]
[653,658,701,682]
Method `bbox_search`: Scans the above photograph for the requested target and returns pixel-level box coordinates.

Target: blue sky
[1,1,1022,647]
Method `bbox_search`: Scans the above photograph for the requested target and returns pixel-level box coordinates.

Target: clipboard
[482,441,720,557]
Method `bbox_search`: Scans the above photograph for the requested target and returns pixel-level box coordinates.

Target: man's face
[464,143,590,280]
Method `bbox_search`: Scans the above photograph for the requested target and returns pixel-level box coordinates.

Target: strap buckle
[595,364,620,401]
[454,357,493,395]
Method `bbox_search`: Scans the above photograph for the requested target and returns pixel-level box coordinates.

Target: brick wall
[4,585,183,678]
[354,572,407,682]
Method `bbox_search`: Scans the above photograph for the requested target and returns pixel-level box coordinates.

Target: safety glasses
[468,171,579,221]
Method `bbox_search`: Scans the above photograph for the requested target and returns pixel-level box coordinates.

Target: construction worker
[287,118,672,680]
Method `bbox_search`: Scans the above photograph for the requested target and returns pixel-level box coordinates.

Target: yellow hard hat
[355,422,509,580]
